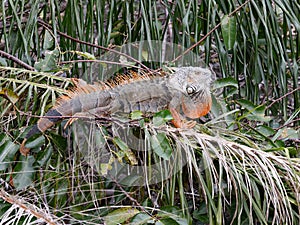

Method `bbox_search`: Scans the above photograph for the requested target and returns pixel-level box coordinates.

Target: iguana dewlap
[21,67,212,155]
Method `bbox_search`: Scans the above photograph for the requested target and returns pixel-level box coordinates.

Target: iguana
[20,67,212,155]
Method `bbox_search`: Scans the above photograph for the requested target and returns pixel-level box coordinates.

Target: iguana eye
[186,86,196,95]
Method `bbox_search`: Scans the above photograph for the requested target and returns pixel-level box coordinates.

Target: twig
[59,59,142,69]
[171,0,252,63]
[266,86,300,110]
[109,175,151,216]
[0,188,62,225]
[0,50,34,71]
[37,19,152,73]
[274,118,300,131]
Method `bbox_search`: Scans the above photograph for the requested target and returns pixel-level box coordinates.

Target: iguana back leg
[64,104,112,128]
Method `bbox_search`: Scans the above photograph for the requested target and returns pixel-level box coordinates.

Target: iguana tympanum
[21,67,212,155]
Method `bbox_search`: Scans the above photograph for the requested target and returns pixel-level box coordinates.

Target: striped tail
[20,108,66,156]
[20,90,112,156]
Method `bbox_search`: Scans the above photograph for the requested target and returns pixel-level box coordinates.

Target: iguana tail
[20,88,112,155]
[23,108,63,141]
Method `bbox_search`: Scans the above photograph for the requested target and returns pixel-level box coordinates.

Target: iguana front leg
[169,108,197,128]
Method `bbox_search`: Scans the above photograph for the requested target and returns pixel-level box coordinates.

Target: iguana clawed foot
[20,139,30,156]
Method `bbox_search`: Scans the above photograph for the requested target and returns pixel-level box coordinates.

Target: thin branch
[274,118,300,131]
[59,59,143,69]
[171,0,252,63]
[37,19,152,73]
[266,86,300,109]
[109,175,151,216]
[0,50,34,71]
[0,188,62,225]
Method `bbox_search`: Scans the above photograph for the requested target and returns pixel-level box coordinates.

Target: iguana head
[169,67,213,119]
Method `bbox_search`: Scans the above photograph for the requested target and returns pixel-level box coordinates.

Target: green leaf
[264,146,296,153]
[193,206,209,223]
[130,110,144,120]
[24,135,45,151]
[49,132,67,152]
[221,15,237,50]
[142,50,149,61]
[73,50,96,60]
[237,99,271,122]
[213,77,238,98]
[213,77,238,90]
[35,145,53,166]
[0,88,19,104]
[34,49,60,72]
[0,134,19,170]
[100,155,115,176]
[150,133,172,160]
[256,125,275,137]
[156,206,188,225]
[104,207,140,225]
[156,217,187,225]
[158,206,184,216]
[0,57,7,66]
[153,110,173,126]
[279,128,299,140]
[131,213,153,224]
[119,174,143,186]
[13,155,35,190]
[42,30,54,50]
[113,137,138,165]
[113,136,129,152]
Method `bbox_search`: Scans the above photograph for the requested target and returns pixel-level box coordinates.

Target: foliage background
[0,0,299,224]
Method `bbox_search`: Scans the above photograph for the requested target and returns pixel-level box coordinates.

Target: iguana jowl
[21,67,212,155]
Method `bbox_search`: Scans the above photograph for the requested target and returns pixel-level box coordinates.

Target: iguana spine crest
[21,67,212,155]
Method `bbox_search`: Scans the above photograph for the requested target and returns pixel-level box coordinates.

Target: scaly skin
[20,67,212,155]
